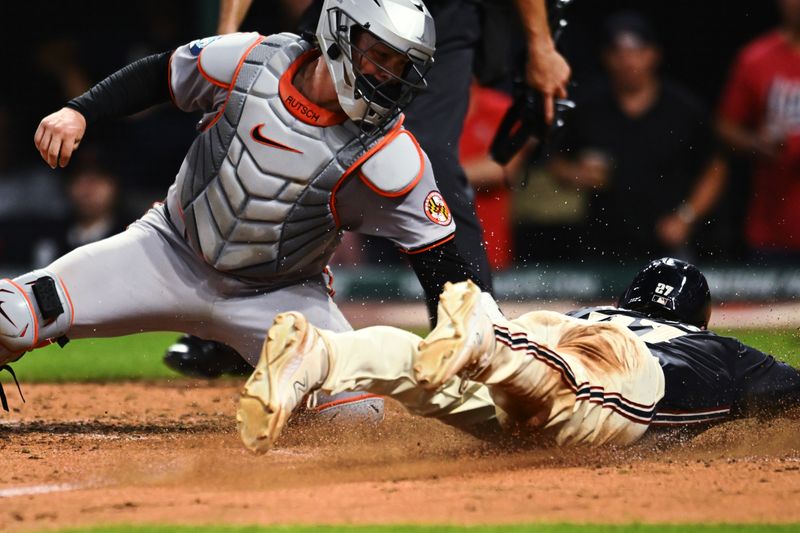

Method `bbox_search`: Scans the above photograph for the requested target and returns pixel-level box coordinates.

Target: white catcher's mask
[316,0,436,128]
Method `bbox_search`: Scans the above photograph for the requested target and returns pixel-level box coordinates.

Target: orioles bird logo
[424,191,452,226]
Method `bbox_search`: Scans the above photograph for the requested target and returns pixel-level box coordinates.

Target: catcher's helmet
[316,0,436,128]
[618,257,711,328]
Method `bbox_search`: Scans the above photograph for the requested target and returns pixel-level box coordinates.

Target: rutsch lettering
[285,95,321,122]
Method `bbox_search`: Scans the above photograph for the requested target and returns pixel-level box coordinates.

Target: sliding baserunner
[238,258,800,451]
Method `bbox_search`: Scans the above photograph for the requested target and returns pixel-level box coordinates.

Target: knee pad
[0,270,73,360]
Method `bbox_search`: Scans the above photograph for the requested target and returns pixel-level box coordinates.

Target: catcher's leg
[35,207,218,343]
[237,312,496,452]
[0,271,73,365]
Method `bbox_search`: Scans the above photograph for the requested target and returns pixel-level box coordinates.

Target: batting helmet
[618,257,712,328]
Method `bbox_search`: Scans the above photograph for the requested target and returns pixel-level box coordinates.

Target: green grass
[2,332,183,382]
[3,328,798,384]
[47,524,800,533]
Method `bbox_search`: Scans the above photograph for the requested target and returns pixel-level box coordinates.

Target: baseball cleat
[414,280,495,390]
[237,312,329,453]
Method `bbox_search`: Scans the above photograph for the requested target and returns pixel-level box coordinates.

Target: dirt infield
[1,382,799,532]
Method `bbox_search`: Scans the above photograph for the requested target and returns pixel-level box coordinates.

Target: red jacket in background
[460,86,513,269]
[719,31,800,250]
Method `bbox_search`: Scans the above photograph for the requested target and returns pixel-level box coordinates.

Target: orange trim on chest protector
[279,50,349,127]
[202,35,265,132]
[329,116,406,227]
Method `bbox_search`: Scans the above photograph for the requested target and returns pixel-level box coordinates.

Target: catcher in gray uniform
[1,0,487,420]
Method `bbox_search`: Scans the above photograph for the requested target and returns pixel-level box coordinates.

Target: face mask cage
[328,9,433,129]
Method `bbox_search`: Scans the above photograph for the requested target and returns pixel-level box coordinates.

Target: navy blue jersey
[568,307,800,426]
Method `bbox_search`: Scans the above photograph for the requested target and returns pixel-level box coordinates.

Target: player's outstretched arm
[731,339,800,417]
[33,51,172,168]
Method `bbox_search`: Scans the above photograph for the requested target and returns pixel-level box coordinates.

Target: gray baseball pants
[47,205,350,365]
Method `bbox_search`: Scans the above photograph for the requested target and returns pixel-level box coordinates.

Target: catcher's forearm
[407,240,491,327]
[65,51,172,125]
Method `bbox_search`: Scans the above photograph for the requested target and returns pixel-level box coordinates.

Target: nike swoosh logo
[251,124,303,154]
[293,374,308,401]
[0,302,17,328]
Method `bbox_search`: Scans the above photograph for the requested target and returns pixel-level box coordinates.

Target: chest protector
[167,33,398,286]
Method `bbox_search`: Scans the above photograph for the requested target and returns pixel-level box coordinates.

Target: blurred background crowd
[1,0,798,279]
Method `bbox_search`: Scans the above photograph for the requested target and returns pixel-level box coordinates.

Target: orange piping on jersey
[357,130,425,198]
[6,279,39,347]
[279,49,348,127]
[57,277,75,328]
[399,233,455,255]
[329,117,406,228]
[171,199,186,221]
[202,35,265,132]
[311,393,382,412]
[197,46,233,89]
[167,52,177,106]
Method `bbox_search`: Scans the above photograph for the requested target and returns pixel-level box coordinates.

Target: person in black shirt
[550,11,726,263]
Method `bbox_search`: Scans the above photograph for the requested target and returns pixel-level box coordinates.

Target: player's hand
[527,43,571,125]
[656,214,691,248]
[34,107,87,169]
[575,152,610,188]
